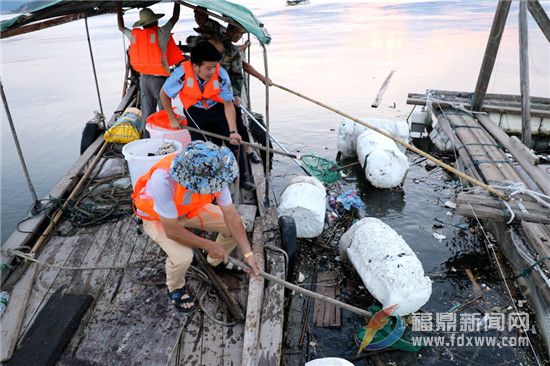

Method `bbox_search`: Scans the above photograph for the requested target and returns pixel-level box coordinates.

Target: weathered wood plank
[258,209,285,366]
[200,292,226,365]
[521,222,550,260]
[241,216,265,366]
[313,271,341,328]
[0,264,37,362]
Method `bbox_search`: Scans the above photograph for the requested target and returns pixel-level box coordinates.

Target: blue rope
[514,257,550,279]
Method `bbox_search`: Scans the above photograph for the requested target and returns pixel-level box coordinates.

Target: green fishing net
[299,155,341,185]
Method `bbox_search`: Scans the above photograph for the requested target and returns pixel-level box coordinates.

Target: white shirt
[145,169,232,219]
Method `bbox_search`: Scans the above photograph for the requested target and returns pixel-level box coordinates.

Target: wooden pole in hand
[229,257,372,318]
[271,82,509,201]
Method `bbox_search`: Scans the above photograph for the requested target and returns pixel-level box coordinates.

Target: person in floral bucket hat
[132,141,260,313]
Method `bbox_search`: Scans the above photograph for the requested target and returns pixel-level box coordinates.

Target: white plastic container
[356,130,409,188]
[146,123,191,148]
[122,138,183,187]
[339,218,432,316]
[277,176,326,238]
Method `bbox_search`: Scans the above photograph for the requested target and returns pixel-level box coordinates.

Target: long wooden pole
[181,124,297,159]
[528,0,550,43]
[30,140,109,254]
[471,0,512,111]
[272,82,509,201]
[229,257,372,318]
[519,0,532,148]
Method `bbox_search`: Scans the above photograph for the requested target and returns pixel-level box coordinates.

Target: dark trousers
[184,103,250,179]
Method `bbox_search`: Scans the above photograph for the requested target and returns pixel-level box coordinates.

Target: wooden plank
[237,204,257,232]
[509,136,539,165]
[8,288,93,366]
[519,0,532,147]
[521,222,550,259]
[313,271,341,327]
[0,13,87,39]
[200,292,226,365]
[0,264,37,362]
[371,70,395,108]
[241,216,265,366]
[472,0,512,110]
[72,241,187,365]
[19,232,81,338]
[258,209,285,366]
[456,203,550,224]
[477,115,550,195]
[528,0,550,43]
[456,193,550,216]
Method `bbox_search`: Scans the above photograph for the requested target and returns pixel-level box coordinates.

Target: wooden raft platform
[421,106,550,353]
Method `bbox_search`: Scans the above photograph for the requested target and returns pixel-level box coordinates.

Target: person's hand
[206,242,227,261]
[232,96,241,106]
[229,131,241,145]
[244,254,261,276]
[238,40,251,52]
[261,76,273,86]
[169,117,182,129]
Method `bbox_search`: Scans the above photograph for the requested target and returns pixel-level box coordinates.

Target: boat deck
[13,206,252,365]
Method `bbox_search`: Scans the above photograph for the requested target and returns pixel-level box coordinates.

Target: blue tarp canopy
[0,0,271,44]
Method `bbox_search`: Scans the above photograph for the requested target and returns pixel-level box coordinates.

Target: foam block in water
[339,218,432,316]
[337,117,410,157]
[277,176,326,238]
[356,130,409,188]
[306,358,355,366]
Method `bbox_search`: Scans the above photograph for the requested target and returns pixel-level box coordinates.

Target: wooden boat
[0,1,287,365]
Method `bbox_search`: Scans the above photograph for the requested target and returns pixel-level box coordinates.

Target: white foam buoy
[337,117,410,157]
[339,218,432,316]
[356,130,409,188]
[277,176,326,238]
[305,358,355,366]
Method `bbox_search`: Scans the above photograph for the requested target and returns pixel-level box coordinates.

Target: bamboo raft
[411,98,550,353]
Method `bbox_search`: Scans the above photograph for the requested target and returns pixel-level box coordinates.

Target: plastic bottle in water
[0,291,9,317]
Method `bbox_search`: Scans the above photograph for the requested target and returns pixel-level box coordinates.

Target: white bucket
[122,138,183,187]
[145,123,191,148]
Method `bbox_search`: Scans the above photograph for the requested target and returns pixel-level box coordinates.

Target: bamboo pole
[519,0,532,147]
[272,82,509,201]
[229,257,372,318]
[180,124,297,159]
[30,140,109,254]
[527,0,550,43]
[471,0,512,110]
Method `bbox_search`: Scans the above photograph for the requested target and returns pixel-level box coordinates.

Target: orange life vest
[178,60,224,109]
[129,27,185,76]
[132,155,219,221]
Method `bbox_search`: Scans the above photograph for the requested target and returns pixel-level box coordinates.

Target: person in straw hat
[132,140,260,312]
[117,2,183,122]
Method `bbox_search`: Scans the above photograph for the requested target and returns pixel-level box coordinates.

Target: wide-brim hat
[170,141,238,194]
[133,8,164,28]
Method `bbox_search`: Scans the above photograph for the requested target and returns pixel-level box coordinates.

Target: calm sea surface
[1,0,550,363]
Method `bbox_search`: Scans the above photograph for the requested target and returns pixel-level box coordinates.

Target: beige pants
[142,204,237,292]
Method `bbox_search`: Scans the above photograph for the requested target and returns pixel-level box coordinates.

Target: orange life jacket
[129,27,185,76]
[178,60,224,109]
[132,155,219,221]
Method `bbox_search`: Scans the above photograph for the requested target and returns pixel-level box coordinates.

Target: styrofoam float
[356,129,409,188]
[277,176,326,238]
[306,358,354,366]
[337,117,409,157]
[339,218,432,316]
